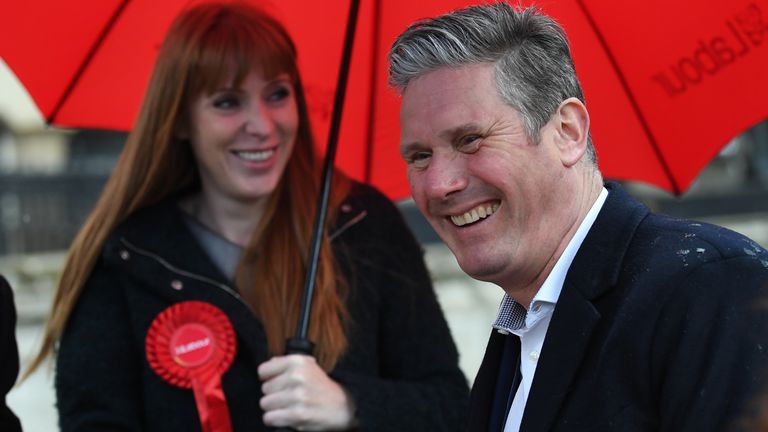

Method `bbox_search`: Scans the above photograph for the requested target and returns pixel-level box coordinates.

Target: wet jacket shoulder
[56,182,469,431]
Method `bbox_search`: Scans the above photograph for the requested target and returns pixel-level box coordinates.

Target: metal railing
[0,173,108,255]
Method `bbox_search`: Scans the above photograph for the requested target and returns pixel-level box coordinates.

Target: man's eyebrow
[399,140,423,157]
[438,123,481,142]
[400,122,483,156]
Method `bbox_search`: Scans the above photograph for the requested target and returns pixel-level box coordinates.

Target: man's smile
[449,200,501,227]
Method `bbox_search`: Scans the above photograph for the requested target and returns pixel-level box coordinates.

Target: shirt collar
[493,187,609,333]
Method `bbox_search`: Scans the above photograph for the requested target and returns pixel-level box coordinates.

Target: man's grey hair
[388,2,596,165]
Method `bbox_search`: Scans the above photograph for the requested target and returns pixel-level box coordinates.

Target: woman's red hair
[28,1,351,375]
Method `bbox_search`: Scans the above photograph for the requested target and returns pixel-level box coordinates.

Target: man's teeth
[236,149,274,161]
[450,203,500,226]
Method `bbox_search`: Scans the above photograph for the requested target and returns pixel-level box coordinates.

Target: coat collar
[105,188,371,288]
[564,182,649,300]
[107,198,230,285]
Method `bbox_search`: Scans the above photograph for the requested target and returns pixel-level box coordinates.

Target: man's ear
[553,97,589,167]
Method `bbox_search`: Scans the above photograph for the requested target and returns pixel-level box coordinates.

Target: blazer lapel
[520,283,600,431]
[468,330,509,431]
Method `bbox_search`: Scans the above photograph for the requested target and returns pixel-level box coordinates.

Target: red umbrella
[2,0,767,196]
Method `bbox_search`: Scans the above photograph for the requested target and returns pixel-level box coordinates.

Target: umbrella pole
[277,3,360,427]
[284,0,361,356]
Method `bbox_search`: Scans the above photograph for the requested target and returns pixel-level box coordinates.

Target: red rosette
[146,301,236,432]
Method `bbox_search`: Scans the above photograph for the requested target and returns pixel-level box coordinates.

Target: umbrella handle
[284,337,315,356]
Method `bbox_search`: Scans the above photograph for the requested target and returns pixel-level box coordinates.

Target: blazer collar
[565,182,649,299]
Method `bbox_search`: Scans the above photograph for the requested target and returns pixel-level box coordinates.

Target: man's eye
[459,135,482,152]
[406,151,432,167]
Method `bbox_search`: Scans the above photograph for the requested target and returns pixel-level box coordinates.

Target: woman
[27,2,468,431]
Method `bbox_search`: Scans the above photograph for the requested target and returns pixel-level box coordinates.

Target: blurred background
[2,54,767,430]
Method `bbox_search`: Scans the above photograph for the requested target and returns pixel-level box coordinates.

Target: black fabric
[0,275,22,432]
[468,182,768,432]
[56,182,469,431]
[487,335,520,432]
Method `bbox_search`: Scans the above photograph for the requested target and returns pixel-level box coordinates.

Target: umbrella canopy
[2,0,767,197]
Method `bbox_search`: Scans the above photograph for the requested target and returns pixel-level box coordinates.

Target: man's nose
[244,102,275,138]
[423,156,468,201]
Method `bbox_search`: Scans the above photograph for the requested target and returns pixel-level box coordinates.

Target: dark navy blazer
[468,183,768,432]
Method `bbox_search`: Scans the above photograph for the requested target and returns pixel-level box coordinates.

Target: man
[388,3,768,431]
[1,275,22,432]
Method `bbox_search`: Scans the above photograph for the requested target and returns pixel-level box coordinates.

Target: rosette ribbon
[146,301,236,432]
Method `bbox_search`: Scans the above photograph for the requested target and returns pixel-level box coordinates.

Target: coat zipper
[119,238,255,313]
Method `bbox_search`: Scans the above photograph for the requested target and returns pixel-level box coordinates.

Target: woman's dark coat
[56,183,469,431]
